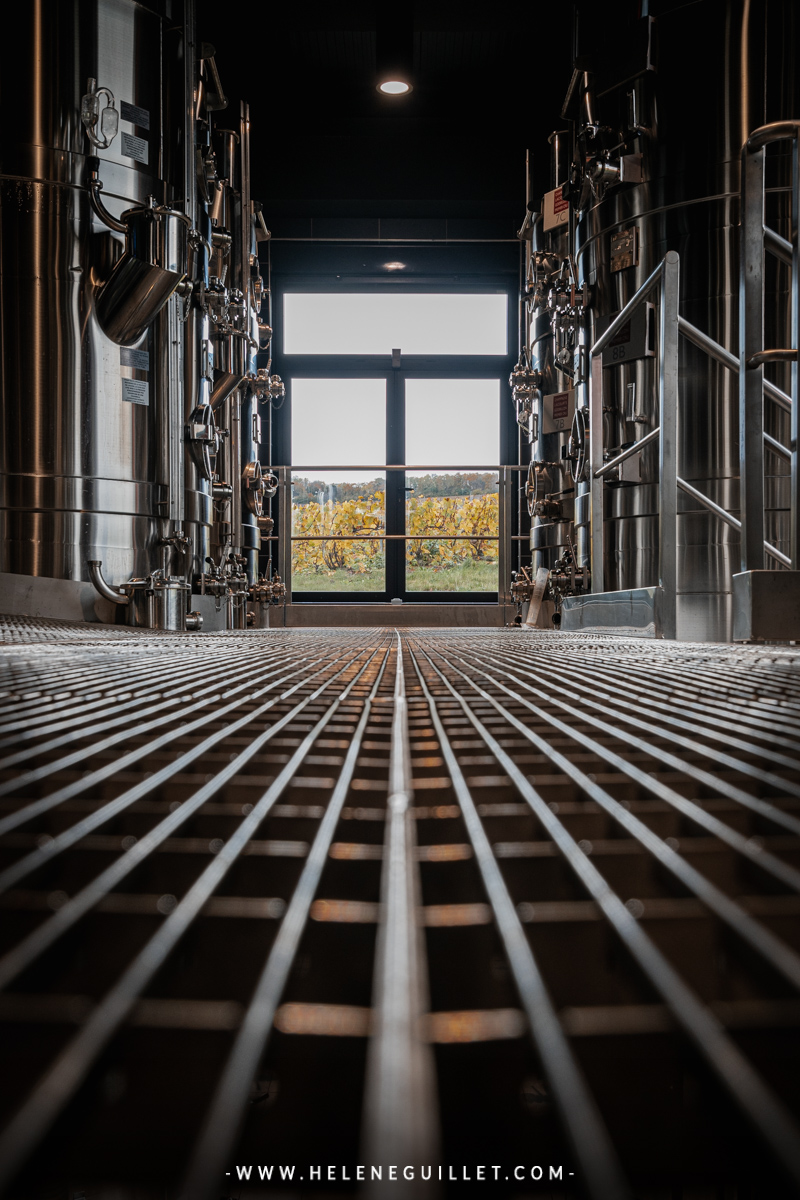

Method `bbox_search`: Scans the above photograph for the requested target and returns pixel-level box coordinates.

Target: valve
[509,352,541,435]
[564,408,589,484]
[185,404,220,482]
[252,370,285,404]
[241,461,277,517]
[525,460,564,519]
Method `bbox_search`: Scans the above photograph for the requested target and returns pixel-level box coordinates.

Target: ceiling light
[384,261,406,271]
[378,80,411,96]
[376,12,414,98]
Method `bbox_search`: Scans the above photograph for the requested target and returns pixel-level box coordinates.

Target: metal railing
[274,464,528,605]
[740,120,800,571]
[589,133,798,636]
[589,253,680,637]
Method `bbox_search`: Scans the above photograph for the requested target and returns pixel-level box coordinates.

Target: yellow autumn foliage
[291,491,498,578]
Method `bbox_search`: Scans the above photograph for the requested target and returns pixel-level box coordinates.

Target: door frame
[266,276,519,603]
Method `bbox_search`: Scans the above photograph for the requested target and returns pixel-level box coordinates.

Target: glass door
[277,286,514,602]
[290,377,388,597]
[403,377,500,597]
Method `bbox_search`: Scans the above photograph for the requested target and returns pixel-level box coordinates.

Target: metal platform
[1,616,800,1199]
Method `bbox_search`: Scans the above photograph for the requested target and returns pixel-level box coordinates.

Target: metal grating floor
[1,615,800,1199]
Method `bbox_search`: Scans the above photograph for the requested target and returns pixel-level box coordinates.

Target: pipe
[87,165,127,234]
[87,560,129,605]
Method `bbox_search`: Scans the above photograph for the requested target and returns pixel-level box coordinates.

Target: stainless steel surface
[0,0,177,589]
[590,344,604,593]
[677,476,791,567]
[1,618,800,1196]
[593,426,660,480]
[87,559,129,606]
[0,570,115,624]
[741,124,800,573]
[561,587,661,637]
[120,574,193,631]
[1,0,267,625]
[95,205,189,345]
[740,137,769,568]
[526,0,800,640]
[793,134,800,570]
[658,254,680,640]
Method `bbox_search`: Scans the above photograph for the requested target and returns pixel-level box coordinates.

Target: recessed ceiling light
[378,80,411,95]
[384,261,406,271]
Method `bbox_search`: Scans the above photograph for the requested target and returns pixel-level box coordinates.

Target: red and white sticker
[542,389,575,434]
[543,186,569,232]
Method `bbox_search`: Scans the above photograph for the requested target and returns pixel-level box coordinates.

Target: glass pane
[405,379,499,593]
[291,378,385,468]
[291,472,386,593]
[284,294,507,356]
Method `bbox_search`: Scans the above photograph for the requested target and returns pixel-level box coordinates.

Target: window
[291,379,387,593]
[274,285,515,602]
[284,293,507,356]
[405,379,500,593]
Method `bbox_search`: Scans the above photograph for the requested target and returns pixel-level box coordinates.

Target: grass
[292,557,498,594]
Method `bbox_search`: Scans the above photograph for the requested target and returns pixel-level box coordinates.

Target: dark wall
[195,0,578,234]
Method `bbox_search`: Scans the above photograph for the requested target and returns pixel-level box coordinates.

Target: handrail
[745,119,800,151]
[587,251,679,625]
[678,317,792,411]
[747,348,797,367]
[590,259,664,357]
[765,432,791,461]
[764,225,793,266]
[279,464,528,472]
[764,379,793,412]
[594,427,660,479]
[677,317,739,372]
[676,478,740,531]
[575,119,798,639]
[676,478,790,567]
[271,534,526,541]
[741,120,799,571]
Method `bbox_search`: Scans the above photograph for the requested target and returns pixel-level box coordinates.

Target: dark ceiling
[196,1,577,235]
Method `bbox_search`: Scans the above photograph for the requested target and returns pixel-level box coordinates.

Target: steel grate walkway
[0,616,799,1199]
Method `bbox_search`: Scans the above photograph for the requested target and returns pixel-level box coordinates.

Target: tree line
[292,472,497,506]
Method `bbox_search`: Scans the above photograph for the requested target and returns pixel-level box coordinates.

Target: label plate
[120,132,149,165]
[542,389,575,434]
[122,378,149,406]
[120,101,150,130]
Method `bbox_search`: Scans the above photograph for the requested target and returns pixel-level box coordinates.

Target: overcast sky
[291,378,500,485]
[284,292,507,357]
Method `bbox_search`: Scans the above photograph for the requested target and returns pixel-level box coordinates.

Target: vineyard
[291,479,499,592]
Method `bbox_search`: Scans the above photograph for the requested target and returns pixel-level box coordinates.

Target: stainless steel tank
[0,0,201,610]
[0,0,273,629]
[567,0,796,640]
[526,130,575,576]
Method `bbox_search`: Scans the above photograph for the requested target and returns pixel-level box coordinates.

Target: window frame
[267,275,519,604]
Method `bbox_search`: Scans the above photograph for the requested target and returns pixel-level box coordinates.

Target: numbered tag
[543,185,569,232]
[596,303,655,367]
[541,389,575,434]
